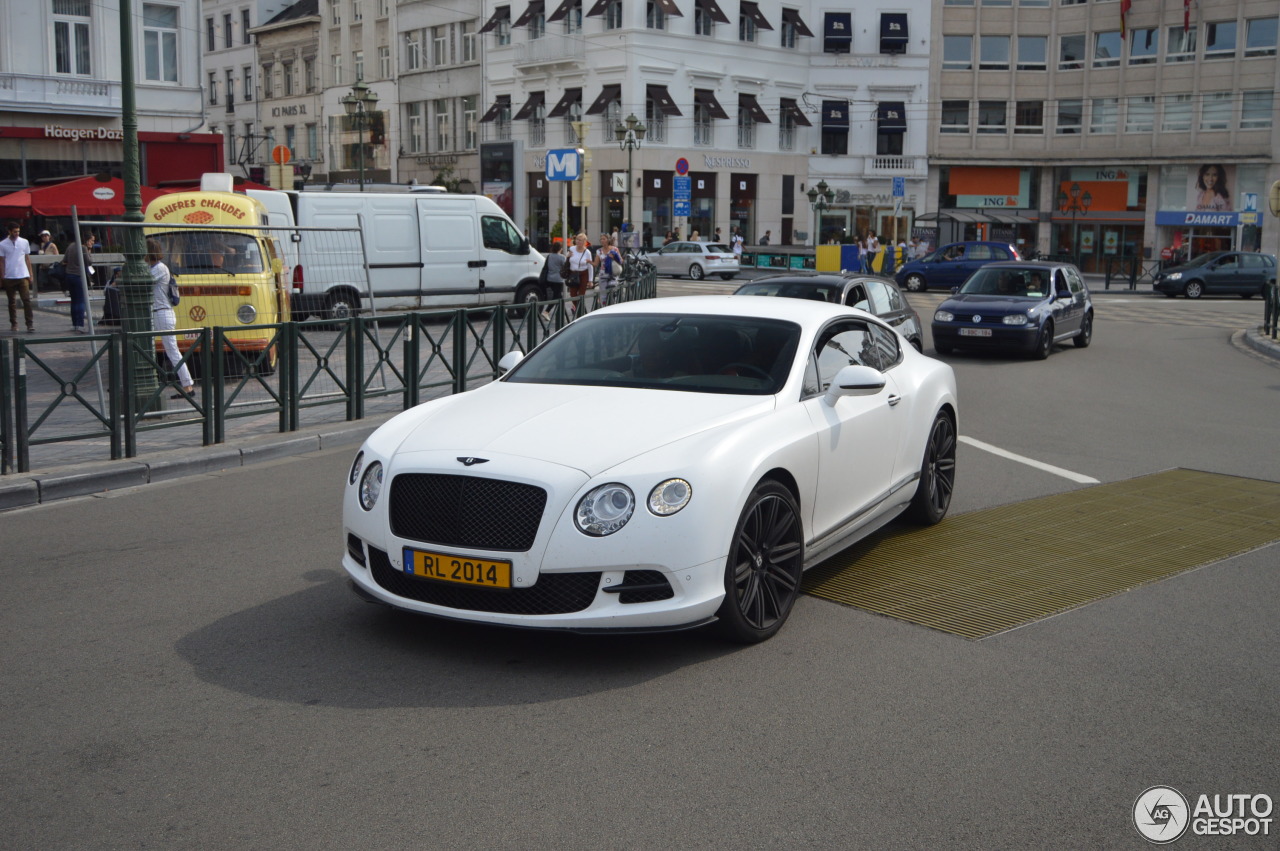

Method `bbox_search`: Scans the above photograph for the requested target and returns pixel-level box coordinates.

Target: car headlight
[358,461,383,511]
[648,478,692,516]
[349,450,364,485]
[1166,272,1182,281]
[236,303,258,324]
[934,310,955,322]
[575,483,635,536]
[1002,314,1029,325]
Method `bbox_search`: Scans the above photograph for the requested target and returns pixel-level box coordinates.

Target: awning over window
[547,0,578,23]
[696,0,731,24]
[648,84,682,116]
[547,87,582,117]
[479,94,512,123]
[651,0,683,17]
[821,99,849,129]
[585,0,611,15]
[876,101,907,133]
[739,93,771,123]
[694,89,729,119]
[585,83,622,115]
[740,1,772,30]
[880,13,908,54]
[512,0,545,28]
[514,91,546,120]
[780,97,811,127]
[479,5,511,33]
[823,12,852,51]
[780,8,814,37]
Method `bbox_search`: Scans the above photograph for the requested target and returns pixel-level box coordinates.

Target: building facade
[250,0,324,184]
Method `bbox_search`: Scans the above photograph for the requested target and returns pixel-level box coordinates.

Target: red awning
[0,176,166,219]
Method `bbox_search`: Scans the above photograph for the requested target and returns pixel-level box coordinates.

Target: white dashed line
[959,436,1100,484]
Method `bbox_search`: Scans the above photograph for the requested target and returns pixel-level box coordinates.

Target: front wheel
[327,289,360,321]
[906,413,956,526]
[720,274,736,281]
[1073,311,1093,348]
[1184,281,1204,299]
[716,481,804,644]
[904,273,927,293]
[689,264,706,281]
[1032,320,1054,360]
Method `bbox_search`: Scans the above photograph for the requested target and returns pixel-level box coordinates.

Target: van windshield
[149,231,265,274]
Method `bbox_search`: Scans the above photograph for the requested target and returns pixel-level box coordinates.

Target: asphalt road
[2,287,1278,849]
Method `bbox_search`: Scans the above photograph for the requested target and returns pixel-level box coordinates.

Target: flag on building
[1185,0,1192,32]
[1121,0,1131,37]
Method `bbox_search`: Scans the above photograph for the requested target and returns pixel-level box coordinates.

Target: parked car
[343,296,958,643]
[895,241,1022,292]
[1153,251,1277,299]
[644,241,739,280]
[733,273,925,352]
[931,261,1093,359]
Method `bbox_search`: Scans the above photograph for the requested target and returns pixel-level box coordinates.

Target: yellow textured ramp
[802,469,1280,639]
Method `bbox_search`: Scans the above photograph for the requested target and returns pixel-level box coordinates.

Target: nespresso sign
[44,125,124,142]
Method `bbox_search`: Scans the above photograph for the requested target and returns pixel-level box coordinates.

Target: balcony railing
[514,33,586,67]
[864,155,926,176]
[694,121,713,147]
[737,122,756,149]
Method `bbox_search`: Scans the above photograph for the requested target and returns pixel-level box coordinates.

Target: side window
[1066,267,1085,293]
[1240,254,1262,270]
[966,244,992,260]
[992,246,1011,260]
[481,215,521,253]
[813,321,878,391]
[868,323,901,369]
[882,282,906,312]
[1218,254,1238,270]
[1054,269,1070,293]
[864,280,892,314]
[846,284,868,309]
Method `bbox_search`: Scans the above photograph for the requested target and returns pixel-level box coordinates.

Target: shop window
[1245,18,1278,56]
[1015,100,1043,134]
[1017,36,1046,70]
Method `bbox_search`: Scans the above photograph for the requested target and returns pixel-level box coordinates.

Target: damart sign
[43,125,124,142]
[1133,786,1273,843]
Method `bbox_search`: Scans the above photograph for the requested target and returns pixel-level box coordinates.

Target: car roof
[742,272,897,286]
[978,260,1079,272]
[598,294,874,324]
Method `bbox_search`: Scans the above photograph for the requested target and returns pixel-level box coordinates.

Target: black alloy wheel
[717,481,804,643]
[1032,320,1054,360]
[1073,311,1093,348]
[907,413,957,526]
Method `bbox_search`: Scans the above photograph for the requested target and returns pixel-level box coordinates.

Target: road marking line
[959,436,1100,484]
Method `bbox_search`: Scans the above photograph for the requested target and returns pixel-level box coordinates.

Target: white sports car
[343,295,958,642]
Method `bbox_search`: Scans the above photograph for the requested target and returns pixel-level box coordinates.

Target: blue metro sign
[545,148,582,181]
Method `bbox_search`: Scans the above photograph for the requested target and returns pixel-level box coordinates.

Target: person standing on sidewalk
[1,221,35,333]
[62,231,95,333]
[148,239,193,399]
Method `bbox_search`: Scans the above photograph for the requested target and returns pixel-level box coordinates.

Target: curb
[1241,327,1280,363]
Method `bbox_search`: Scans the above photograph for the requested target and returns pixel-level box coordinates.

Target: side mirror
[518,237,531,255]
[951,286,960,295]
[498,350,524,373]
[822,364,886,406]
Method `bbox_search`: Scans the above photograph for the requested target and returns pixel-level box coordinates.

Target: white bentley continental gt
[343,296,958,642]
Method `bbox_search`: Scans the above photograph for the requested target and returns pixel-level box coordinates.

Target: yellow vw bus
[144,173,289,374]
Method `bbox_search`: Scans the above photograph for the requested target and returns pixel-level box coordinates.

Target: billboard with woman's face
[1189,164,1233,212]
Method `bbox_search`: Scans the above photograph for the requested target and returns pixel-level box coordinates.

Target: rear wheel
[1073,311,1093,348]
[720,274,736,281]
[904,273,926,293]
[689,264,706,281]
[327,288,360,321]
[906,413,956,526]
[716,480,804,644]
[1184,281,1204,299]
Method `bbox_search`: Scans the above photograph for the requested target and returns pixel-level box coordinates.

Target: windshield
[504,313,801,395]
[735,282,843,303]
[960,267,1049,298]
[148,231,265,274]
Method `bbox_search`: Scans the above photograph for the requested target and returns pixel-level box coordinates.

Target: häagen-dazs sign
[44,125,123,142]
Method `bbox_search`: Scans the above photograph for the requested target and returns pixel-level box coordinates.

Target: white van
[246,186,545,319]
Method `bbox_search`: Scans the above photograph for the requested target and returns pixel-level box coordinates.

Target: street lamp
[1056,181,1093,267]
[614,113,646,247]
[340,79,380,192]
[806,179,835,247]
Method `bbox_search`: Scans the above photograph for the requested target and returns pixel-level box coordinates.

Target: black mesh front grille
[618,570,675,604]
[367,547,601,615]
[389,473,548,551]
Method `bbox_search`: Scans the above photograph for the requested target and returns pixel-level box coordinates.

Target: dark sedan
[1153,251,1277,298]
[931,261,1093,360]
[733,273,924,351]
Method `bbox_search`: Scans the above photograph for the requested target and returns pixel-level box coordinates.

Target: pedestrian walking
[759,230,771,246]
[566,233,594,316]
[148,239,194,399]
[539,240,567,320]
[595,234,623,305]
[1,221,35,333]
[731,227,744,260]
[62,231,95,333]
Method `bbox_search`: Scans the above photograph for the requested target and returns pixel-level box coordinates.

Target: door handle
[468,260,487,268]
[887,394,902,407]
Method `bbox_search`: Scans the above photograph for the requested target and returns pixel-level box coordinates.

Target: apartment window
[1241,91,1274,128]
[304,58,315,92]
[647,0,666,29]
[407,102,424,153]
[528,7,546,38]
[143,4,179,83]
[944,0,974,7]
[983,0,1012,7]
[694,94,718,147]
[225,69,235,108]
[1167,26,1196,61]
[1017,35,1046,70]
[977,101,1007,134]
[1090,97,1118,133]
[876,102,905,154]
[277,62,289,96]
[332,53,342,86]
[560,0,584,33]
[1056,99,1083,134]
[1019,0,1049,7]
[432,25,448,66]
[496,15,511,45]
[820,100,849,154]
[53,0,93,75]
[353,0,363,23]
[1093,31,1121,67]
[330,0,340,25]
[1059,34,1085,70]
[243,66,253,100]
[739,10,756,41]
[980,36,1010,69]
[780,13,797,47]
[1014,100,1043,134]
[1199,92,1231,130]
[1161,94,1193,131]
[260,63,272,98]
[379,46,391,78]
[461,22,477,62]
[941,100,970,133]
[378,0,389,17]
[1125,95,1155,132]
[285,125,297,154]
[242,9,251,44]
[435,99,453,151]
[1061,0,1085,6]
[206,17,215,51]
[604,0,623,29]
[208,71,218,105]
[880,13,907,54]
[223,13,233,49]
[1245,18,1278,56]
[354,51,364,82]
[943,35,973,70]
[824,12,852,53]
[1129,28,1158,64]
[738,95,767,149]
[405,31,421,70]
[462,95,478,149]
[307,124,318,158]
[1204,22,1237,59]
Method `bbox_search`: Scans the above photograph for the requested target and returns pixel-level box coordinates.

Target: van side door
[418,200,483,308]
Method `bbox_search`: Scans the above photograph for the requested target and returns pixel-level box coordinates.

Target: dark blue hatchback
[930,261,1094,360]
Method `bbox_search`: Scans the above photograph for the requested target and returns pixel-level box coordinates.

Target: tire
[327,288,359,321]
[716,480,804,644]
[720,274,736,281]
[514,282,543,306]
[1073,311,1093,348]
[904,273,927,293]
[906,412,956,526]
[1184,281,1203,299]
[1240,292,1255,299]
[934,341,953,355]
[689,264,706,281]
[1032,320,1054,360]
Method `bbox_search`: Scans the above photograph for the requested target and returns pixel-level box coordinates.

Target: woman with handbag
[148,239,194,399]
[566,233,593,316]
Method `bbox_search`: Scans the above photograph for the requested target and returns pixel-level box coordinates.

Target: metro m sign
[546,148,583,181]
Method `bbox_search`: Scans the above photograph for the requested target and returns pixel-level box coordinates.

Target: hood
[394,382,775,477]
[940,293,1042,313]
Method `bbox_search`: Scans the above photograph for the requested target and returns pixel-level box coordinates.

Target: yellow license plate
[403,547,512,589]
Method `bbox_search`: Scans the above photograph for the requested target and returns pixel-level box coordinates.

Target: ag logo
[189,306,206,322]
[1134,786,1190,843]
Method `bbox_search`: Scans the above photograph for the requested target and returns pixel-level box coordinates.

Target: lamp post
[340,79,379,191]
[1056,181,1093,267]
[806,179,835,247]
[614,113,646,247]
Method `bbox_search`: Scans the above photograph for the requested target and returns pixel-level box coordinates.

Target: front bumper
[931,322,1041,351]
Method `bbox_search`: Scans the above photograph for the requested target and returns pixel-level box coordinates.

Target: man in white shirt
[1,222,34,333]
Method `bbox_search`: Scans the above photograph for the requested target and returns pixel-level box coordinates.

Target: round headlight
[358,461,383,511]
[349,450,364,485]
[236,304,258,324]
[934,310,955,323]
[1002,314,1029,325]
[648,478,692,516]
[575,483,635,536]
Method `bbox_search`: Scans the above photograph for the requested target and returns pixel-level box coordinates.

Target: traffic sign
[673,176,691,197]
[675,158,689,176]
[674,200,691,217]
[1243,192,1258,212]
[272,145,292,165]
[892,176,905,197]
[545,148,582,181]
